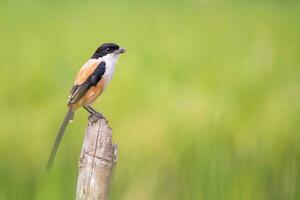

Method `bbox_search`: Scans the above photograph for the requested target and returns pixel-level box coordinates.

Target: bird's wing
[68,61,106,105]
[74,59,100,85]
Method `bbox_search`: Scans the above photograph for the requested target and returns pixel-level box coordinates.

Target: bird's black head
[91,43,125,59]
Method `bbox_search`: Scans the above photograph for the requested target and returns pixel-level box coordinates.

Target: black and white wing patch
[68,61,106,105]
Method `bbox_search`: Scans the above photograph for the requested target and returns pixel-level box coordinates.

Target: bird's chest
[82,62,114,105]
[102,63,115,89]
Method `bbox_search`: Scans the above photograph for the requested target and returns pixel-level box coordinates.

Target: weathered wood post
[76,115,118,200]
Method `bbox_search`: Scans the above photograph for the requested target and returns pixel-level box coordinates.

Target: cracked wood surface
[76,116,117,200]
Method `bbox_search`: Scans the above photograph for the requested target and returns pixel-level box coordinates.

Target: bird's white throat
[99,53,120,88]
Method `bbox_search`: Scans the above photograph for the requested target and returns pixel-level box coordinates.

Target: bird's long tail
[47,108,74,170]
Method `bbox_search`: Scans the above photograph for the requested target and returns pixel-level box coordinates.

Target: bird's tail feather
[47,108,74,170]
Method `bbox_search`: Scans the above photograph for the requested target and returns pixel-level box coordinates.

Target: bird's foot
[88,112,106,124]
[84,106,107,124]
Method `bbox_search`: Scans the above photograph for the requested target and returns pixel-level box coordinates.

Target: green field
[0,1,300,199]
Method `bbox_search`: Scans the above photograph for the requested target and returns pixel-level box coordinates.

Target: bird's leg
[83,106,105,122]
[83,105,93,114]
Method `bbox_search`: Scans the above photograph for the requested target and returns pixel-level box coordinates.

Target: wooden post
[76,115,118,200]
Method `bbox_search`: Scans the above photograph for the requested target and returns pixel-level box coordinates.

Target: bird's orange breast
[70,78,106,109]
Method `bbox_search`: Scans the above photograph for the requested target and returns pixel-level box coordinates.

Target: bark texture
[76,116,117,200]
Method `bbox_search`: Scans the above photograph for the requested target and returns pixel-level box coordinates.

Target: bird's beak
[115,47,126,54]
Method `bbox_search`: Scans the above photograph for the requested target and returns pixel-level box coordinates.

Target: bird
[47,42,126,170]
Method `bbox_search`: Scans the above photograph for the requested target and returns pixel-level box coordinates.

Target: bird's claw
[88,112,107,124]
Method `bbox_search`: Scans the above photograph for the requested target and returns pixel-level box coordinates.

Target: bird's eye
[106,47,111,51]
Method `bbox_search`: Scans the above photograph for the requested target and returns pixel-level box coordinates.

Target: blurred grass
[0,0,300,199]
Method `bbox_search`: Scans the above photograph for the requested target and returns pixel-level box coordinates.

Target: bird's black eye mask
[91,43,119,59]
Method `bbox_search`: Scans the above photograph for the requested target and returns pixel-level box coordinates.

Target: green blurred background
[1,0,300,199]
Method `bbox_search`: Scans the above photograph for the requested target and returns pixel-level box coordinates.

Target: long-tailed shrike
[47,43,126,169]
